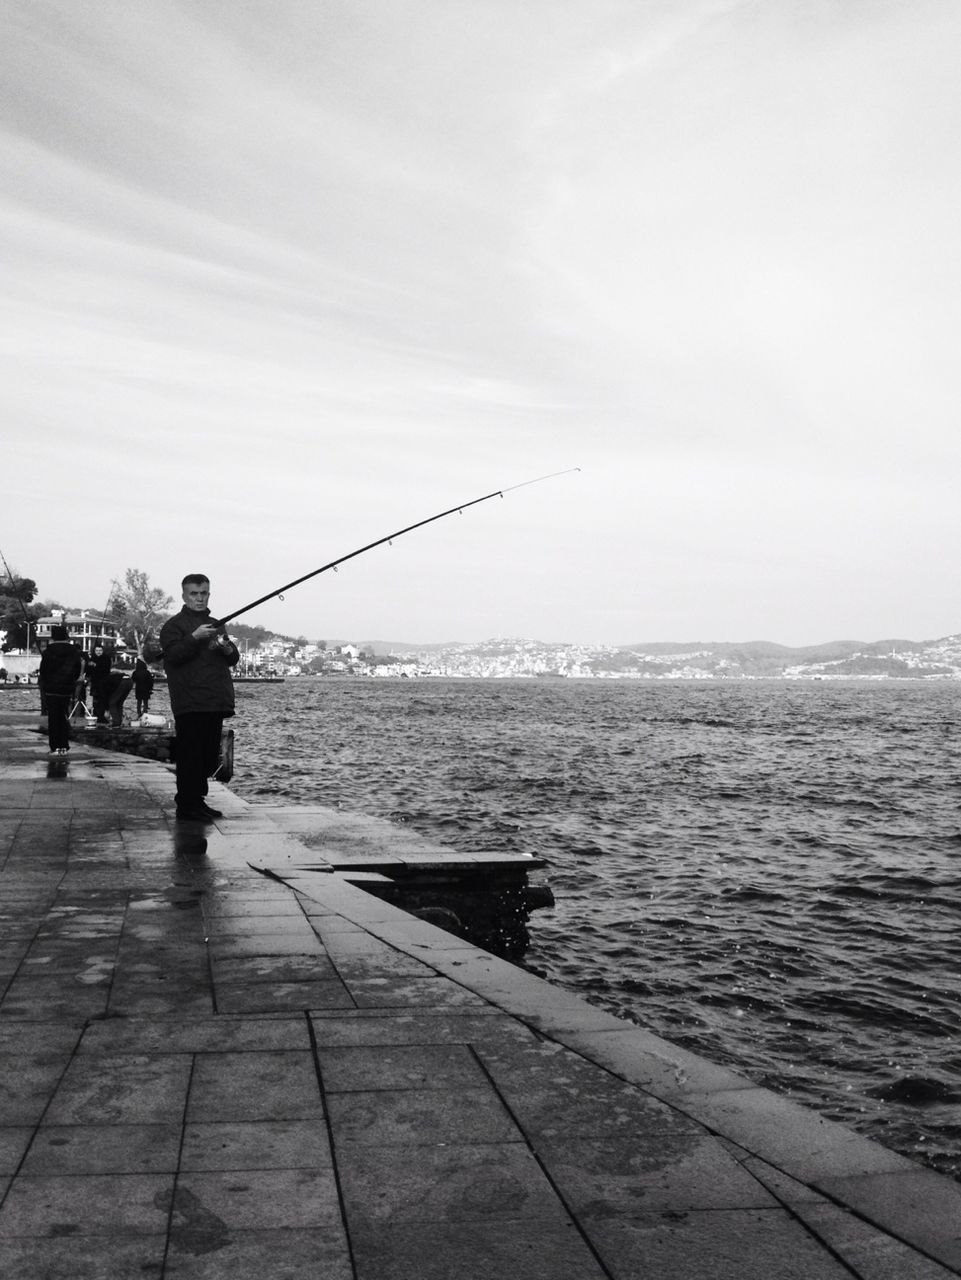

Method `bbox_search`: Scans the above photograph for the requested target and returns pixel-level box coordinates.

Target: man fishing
[159,574,239,822]
[153,472,576,822]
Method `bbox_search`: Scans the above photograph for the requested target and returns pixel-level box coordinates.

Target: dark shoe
[199,802,223,819]
[176,807,213,823]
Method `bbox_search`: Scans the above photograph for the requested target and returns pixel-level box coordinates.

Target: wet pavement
[1,707,959,1278]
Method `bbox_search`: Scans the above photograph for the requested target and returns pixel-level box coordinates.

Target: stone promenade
[1,708,959,1278]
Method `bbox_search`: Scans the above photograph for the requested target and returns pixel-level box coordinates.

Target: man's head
[181,575,211,613]
[51,625,69,642]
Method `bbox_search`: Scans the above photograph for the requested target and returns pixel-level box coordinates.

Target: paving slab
[1,708,959,1278]
[349,1216,607,1280]
[580,1207,857,1280]
[163,1226,353,1279]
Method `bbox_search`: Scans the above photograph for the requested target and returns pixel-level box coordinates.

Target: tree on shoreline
[108,569,173,659]
[0,567,38,651]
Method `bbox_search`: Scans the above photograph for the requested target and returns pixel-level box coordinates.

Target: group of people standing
[38,633,156,755]
[38,574,238,823]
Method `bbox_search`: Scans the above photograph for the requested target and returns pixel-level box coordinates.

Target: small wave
[828,882,887,900]
[793,990,953,1037]
[874,873,939,891]
[866,1075,961,1106]
[717,885,786,903]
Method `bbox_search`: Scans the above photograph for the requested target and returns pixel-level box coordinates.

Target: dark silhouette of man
[39,625,82,754]
[159,574,238,821]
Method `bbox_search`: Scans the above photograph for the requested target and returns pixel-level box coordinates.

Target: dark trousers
[174,712,224,809]
[91,682,108,723]
[45,694,71,751]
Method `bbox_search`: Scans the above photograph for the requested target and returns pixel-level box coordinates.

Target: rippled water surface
[220,679,961,1177]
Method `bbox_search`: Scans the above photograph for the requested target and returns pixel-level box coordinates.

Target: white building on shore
[35,612,123,653]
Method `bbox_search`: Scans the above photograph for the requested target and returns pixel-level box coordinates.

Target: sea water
[227,676,961,1182]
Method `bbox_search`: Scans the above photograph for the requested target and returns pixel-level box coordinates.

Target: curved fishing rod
[216,467,580,627]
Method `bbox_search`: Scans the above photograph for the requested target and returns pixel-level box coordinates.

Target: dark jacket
[160,607,238,717]
[104,671,133,702]
[39,641,83,697]
[86,650,111,690]
[132,663,155,696]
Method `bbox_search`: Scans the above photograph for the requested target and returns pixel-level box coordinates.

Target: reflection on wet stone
[175,830,208,862]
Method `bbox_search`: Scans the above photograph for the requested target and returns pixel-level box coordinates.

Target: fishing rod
[97,578,119,642]
[216,467,580,627]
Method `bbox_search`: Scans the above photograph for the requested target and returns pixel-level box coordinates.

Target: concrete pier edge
[1,709,959,1279]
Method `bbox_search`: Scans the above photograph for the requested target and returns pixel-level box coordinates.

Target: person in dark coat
[159,574,239,821]
[132,658,155,716]
[39,626,83,754]
[86,644,112,723]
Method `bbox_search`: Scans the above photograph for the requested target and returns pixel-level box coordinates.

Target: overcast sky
[3,0,959,646]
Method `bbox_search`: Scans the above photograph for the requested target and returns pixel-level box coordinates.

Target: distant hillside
[210,627,961,679]
[357,639,461,655]
[349,634,961,679]
[621,638,926,660]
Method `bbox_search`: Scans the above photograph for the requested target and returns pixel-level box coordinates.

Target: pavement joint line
[467,1037,619,1280]
[159,1048,199,1277]
[304,1008,360,1276]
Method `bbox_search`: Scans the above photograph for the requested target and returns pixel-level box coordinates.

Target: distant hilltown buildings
[234,635,961,680]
